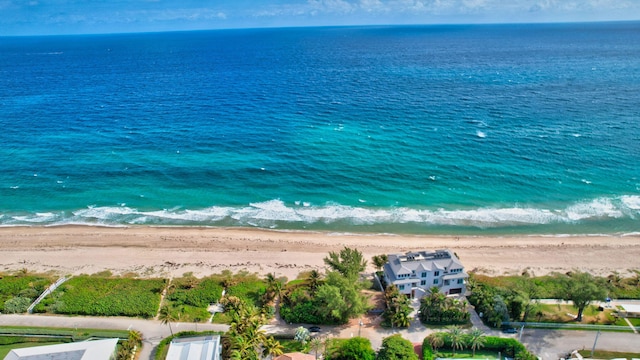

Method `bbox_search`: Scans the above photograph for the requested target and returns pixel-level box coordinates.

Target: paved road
[521,328,640,359]
[1,313,639,359]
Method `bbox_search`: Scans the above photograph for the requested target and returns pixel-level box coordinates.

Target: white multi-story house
[383,249,467,298]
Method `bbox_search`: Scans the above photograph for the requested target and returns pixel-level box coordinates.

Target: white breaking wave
[2,196,639,229]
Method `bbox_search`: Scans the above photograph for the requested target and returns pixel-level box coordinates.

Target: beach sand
[0,226,638,279]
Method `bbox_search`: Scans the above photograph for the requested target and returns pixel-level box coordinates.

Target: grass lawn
[612,317,640,327]
[535,304,617,325]
[0,326,129,340]
[626,317,640,326]
[578,349,640,358]
[0,341,65,359]
[278,339,309,353]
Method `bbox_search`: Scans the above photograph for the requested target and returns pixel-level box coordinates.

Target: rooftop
[166,335,221,360]
[384,249,466,282]
[3,338,118,360]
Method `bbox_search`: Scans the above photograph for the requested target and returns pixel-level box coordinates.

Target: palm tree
[306,270,322,294]
[158,306,177,336]
[446,325,465,356]
[309,337,323,360]
[428,332,444,352]
[392,310,411,328]
[467,328,486,356]
[372,254,388,271]
[262,336,284,360]
[127,329,143,347]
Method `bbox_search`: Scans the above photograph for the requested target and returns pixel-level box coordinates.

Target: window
[420,280,426,286]
[433,279,439,284]
[444,280,450,286]
[421,272,427,278]
[399,285,405,290]
[457,279,464,284]
[434,271,440,276]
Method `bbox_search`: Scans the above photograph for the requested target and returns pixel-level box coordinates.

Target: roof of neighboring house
[275,352,316,360]
[384,249,465,282]
[620,304,640,314]
[4,338,118,360]
[166,335,221,360]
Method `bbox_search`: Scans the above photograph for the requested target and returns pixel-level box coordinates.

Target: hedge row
[422,335,537,360]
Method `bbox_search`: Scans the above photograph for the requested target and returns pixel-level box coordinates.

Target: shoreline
[1,225,638,280]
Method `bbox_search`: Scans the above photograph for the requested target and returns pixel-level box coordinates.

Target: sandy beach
[0,226,638,280]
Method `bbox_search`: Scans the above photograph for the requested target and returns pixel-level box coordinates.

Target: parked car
[308,326,321,333]
[502,327,518,334]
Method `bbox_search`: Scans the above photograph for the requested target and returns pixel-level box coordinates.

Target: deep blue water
[1,22,639,234]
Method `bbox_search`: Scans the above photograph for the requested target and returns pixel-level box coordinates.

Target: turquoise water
[1,23,639,234]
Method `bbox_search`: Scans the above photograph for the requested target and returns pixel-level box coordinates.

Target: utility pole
[591,330,601,358]
[518,324,525,342]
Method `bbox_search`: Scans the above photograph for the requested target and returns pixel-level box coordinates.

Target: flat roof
[621,304,640,313]
[166,335,221,360]
[4,338,118,360]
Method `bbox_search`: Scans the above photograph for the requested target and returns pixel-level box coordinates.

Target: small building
[383,249,468,298]
[275,353,316,360]
[618,303,640,318]
[4,338,118,360]
[165,335,221,360]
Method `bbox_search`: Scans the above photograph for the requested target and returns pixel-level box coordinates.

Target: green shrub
[0,274,54,312]
[226,279,267,307]
[280,300,322,324]
[422,337,434,360]
[3,297,32,314]
[167,278,224,308]
[422,334,536,359]
[419,289,470,325]
[44,276,165,318]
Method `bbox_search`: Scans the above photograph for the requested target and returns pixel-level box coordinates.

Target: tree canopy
[376,334,418,360]
[324,247,367,280]
[330,337,375,360]
[557,271,606,322]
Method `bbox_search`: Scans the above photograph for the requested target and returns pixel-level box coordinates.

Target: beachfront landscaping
[468,271,640,328]
[423,332,536,360]
[280,247,370,325]
[3,248,639,359]
[162,270,270,323]
[0,271,55,314]
[419,286,470,325]
[33,275,165,318]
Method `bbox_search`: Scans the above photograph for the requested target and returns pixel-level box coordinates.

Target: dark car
[308,326,321,333]
[502,327,518,334]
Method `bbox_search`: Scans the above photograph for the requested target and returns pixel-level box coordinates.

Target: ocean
[1,22,639,235]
